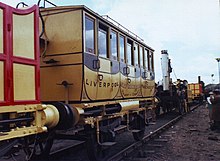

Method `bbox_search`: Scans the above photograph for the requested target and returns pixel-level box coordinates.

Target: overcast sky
[2,0,220,85]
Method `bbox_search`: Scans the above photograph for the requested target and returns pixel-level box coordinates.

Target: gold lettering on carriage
[86,79,119,88]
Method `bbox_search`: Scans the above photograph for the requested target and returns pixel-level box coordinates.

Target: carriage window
[111,31,117,60]
[149,52,154,71]
[144,48,149,70]
[127,39,133,65]
[85,16,95,54]
[139,46,143,67]
[119,35,125,62]
[98,23,108,58]
[134,43,138,66]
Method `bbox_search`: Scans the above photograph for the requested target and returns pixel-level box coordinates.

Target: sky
[1,0,220,85]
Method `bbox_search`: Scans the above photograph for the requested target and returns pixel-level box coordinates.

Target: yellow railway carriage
[39,5,156,157]
[40,5,155,108]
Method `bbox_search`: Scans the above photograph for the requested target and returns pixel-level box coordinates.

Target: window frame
[149,51,154,71]
[134,42,139,67]
[98,22,109,58]
[126,39,133,66]
[84,15,95,54]
[110,30,118,61]
[119,34,125,63]
[144,48,149,70]
[139,45,144,68]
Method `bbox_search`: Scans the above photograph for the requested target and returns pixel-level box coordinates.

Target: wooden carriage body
[40,6,155,108]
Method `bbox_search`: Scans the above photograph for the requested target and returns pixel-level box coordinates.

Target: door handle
[93,59,100,69]
[127,78,131,83]
[123,66,130,75]
[98,74,103,81]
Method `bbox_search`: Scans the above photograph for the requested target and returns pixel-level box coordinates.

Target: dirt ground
[148,104,220,161]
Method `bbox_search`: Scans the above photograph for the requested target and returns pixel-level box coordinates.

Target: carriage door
[139,46,145,97]
[141,48,150,97]
[83,15,98,100]
[122,39,137,98]
[148,51,155,96]
[134,43,141,97]
[96,23,111,100]
[110,30,120,99]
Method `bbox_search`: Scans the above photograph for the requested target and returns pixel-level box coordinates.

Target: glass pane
[134,43,138,66]
[111,31,117,60]
[13,13,34,59]
[144,49,148,70]
[98,29,107,58]
[85,16,95,53]
[139,46,143,67]
[0,9,3,54]
[13,63,35,100]
[149,52,153,71]
[119,35,125,62]
[127,42,132,65]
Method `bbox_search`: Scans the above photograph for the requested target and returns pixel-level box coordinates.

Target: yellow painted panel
[121,74,138,98]
[96,72,111,100]
[13,64,35,100]
[141,79,155,97]
[129,66,135,77]
[99,58,111,73]
[40,65,82,101]
[13,13,34,59]
[42,10,82,55]
[111,73,120,98]
[41,54,82,67]
[0,61,4,101]
[0,9,3,54]
[195,84,200,89]
[84,66,97,100]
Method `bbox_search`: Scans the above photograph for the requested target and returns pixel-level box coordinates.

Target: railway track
[107,103,201,161]
[43,103,201,161]
[1,104,201,161]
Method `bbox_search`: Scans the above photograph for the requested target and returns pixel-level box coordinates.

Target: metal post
[216,58,220,84]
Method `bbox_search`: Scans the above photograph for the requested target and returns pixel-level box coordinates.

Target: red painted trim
[12,57,38,65]
[0,3,11,105]
[11,5,38,15]
[7,6,14,105]
[3,4,11,105]
[0,2,7,8]
[34,7,40,103]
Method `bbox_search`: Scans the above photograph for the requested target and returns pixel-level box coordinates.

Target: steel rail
[107,103,201,161]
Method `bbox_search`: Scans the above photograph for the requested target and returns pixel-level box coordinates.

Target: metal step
[114,125,127,132]
[147,143,163,148]
[100,142,116,146]
[148,122,156,125]
[131,129,141,133]
[153,138,168,142]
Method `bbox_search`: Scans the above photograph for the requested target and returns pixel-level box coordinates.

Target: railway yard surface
[1,103,220,161]
[123,104,220,161]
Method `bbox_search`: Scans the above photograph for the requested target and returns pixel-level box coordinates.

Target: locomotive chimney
[198,76,201,84]
[161,50,170,91]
